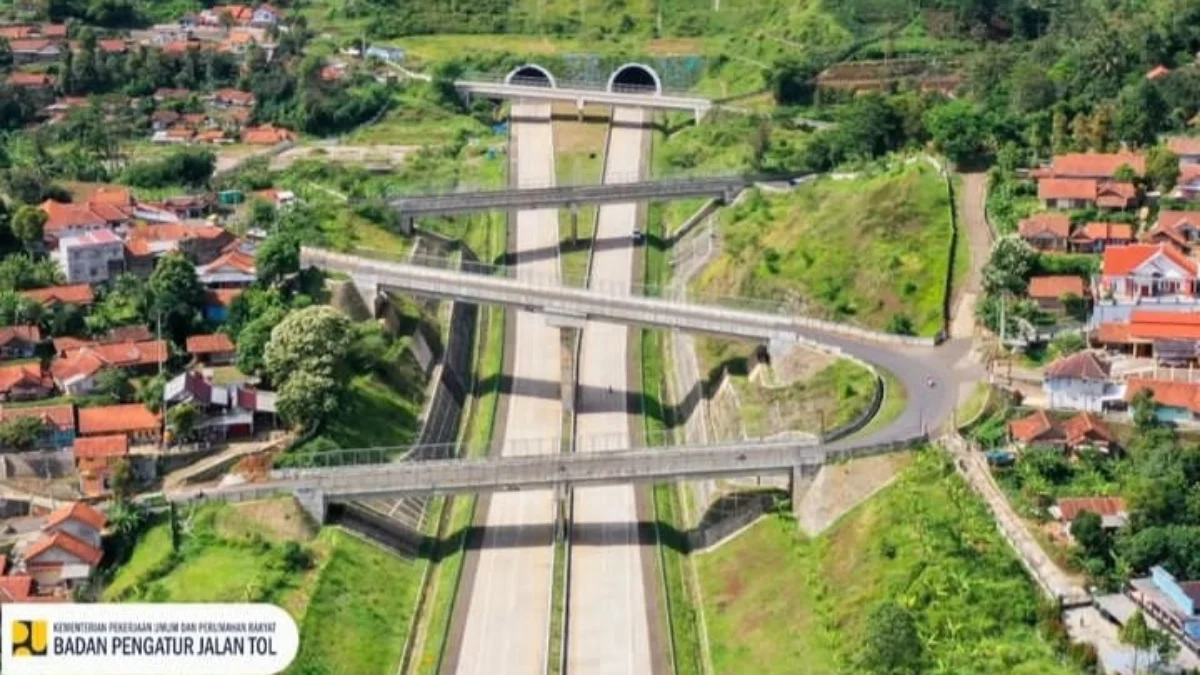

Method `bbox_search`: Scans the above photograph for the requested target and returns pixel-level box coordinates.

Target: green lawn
[695,161,955,336]
[304,372,424,451]
[697,450,1082,675]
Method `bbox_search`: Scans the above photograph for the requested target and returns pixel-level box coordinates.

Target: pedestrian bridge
[455,79,713,119]
[300,247,935,349]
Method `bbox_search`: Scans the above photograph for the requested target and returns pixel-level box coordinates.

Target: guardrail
[302,247,939,348]
[460,73,696,98]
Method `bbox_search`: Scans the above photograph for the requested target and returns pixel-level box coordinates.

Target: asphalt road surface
[454,101,560,675]
[567,106,655,674]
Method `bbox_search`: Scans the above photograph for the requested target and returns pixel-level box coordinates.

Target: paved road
[568,106,655,675]
[950,172,993,339]
[455,102,560,675]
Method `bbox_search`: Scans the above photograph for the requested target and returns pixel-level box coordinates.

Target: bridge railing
[460,73,695,98]
[375,172,786,201]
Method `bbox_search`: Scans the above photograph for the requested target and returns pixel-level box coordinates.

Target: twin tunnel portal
[504,62,664,94]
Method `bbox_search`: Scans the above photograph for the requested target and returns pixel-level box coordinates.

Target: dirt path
[950,172,993,339]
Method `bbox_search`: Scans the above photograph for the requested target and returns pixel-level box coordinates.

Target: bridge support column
[576,98,584,120]
[294,487,327,524]
[554,483,570,541]
[788,465,815,518]
[399,216,415,235]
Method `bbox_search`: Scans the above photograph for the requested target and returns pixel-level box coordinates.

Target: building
[205,288,242,323]
[19,284,95,308]
[1125,378,1200,424]
[123,221,234,275]
[1069,222,1134,253]
[0,325,42,359]
[212,88,256,107]
[1008,409,1115,453]
[72,434,128,497]
[50,340,167,395]
[1018,213,1071,251]
[0,364,53,402]
[1051,496,1128,529]
[1094,311,1200,362]
[1027,275,1086,311]
[0,404,76,449]
[9,39,61,65]
[1179,165,1200,201]
[1044,352,1117,412]
[40,196,131,244]
[18,501,105,591]
[1144,211,1200,253]
[1129,566,1200,647]
[197,247,256,287]
[1038,152,1146,180]
[186,333,236,365]
[241,124,294,145]
[164,371,275,441]
[54,229,125,284]
[1167,136,1200,165]
[1097,243,1198,305]
[156,194,215,220]
[1038,179,1137,210]
[77,404,160,444]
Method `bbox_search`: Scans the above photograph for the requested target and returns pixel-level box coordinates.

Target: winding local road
[567,106,656,674]
[452,101,560,675]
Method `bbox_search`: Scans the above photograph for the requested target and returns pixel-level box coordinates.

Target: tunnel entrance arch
[607,63,662,94]
[504,64,557,88]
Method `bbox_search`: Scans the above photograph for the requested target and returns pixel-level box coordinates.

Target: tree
[108,459,136,502]
[1120,610,1175,673]
[769,55,821,106]
[167,402,200,441]
[255,232,300,285]
[1070,510,1108,560]
[982,237,1037,296]
[148,252,205,342]
[237,307,287,376]
[9,205,44,249]
[276,368,341,430]
[924,100,990,165]
[263,306,352,386]
[105,495,143,532]
[1115,81,1169,147]
[859,600,922,674]
[1146,146,1182,192]
[1132,388,1159,432]
[0,416,45,451]
[0,37,11,70]
[94,367,132,402]
[886,313,915,336]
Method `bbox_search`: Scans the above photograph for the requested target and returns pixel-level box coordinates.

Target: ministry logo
[11,620,47,657]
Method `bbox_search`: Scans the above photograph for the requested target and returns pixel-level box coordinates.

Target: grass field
[696,450,1081,674]
[695,161,955,336]
[552,107,609,284]
[299,371,424,452]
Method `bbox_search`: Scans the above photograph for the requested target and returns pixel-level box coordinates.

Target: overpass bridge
[386,174,797,227]
[455,79,712,120]
[169,435,924,519]
[301,247,936,348]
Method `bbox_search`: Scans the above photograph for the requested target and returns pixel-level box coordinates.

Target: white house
[1098,243,1200,305]
[1042,351,1122,412]
[54,229,124,284]
[18,502,105,590]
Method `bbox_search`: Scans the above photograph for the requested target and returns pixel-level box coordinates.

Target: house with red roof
[1145,211,1200,253]
[163,370,276,441]
[186,333,236,365]
[1044,152,1146,180]
[19,284,95,307]
[1179,165,1200,201]
[1039,179,1137,210]
[1167,137,1200,165]
[123,221,234,276]
[1051,496,1128,529]
[1069,222,1134,253]
[17,501,106,590]
[1027,275,1087,312]
[205,288,243,323]
[1098,243,1199,304]
[1008,409,1115,453]
[0,325,42,359]
[0,404,76,449]
[1147,65,1171,81]
[241,124,294,145]
[212,88,256,108]
[77,403,160,444]
[197,246,256,287]
[55,228,125,284]
[1018,213,1071,251]
[0,363,54,402]
[39,193,132,245]
[1125,377,1200,424]
[73,434,129,497]
[50,340,167,395]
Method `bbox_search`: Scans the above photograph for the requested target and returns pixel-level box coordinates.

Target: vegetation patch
[697,451,1082,674]
[695,162,954,336]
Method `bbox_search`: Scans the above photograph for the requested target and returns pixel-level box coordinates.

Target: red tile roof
[1127,310,1200,341]
[20,284,95,307]
[1125,377,1200,413]
[0,404,75,432]
[186,333,235,355]
[241,124,294,145]
[39,24,67,39]
[0,363,50,395]
[96,39,128,53]
[44,501,106,531]
[1182,165,1200,186]
[1056,496,1126,521]
[1039,178,1099,201]
[202,248,255,274]
[7,72,55,87]
[1095,182,1138,209]
[1050,152,1145,178]
[1027,275,1085,299]
[1073,222,1134,242]
[24,530,102,566]
[1009,410,1056,444]
[1167,137,1200,156]
[0,325,41,348]
[1060,412,1114,446]
[1045,351,1110,380]
[0,25,34,39]
[1147,65,1171,81]
[206,288,242,307]
[1018,213,1071,239]
[1149,211,1200,246]
[9,38,55,52]
[1102,243,1197,276]
[154,88,191,100]
[51,340,167,384]
[1094,322,1134,345]
[213,88,256,106]
[0,575,34,603]
[77,404,159,436]
[72,434,128,460]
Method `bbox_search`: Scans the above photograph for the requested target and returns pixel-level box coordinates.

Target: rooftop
[1102,243,1197,277]
[44,501,106,532]
[186,333,235,355]
[1018,212,1071,239]
[1045,351,1111,381]
[77,404,159,436]
[1027,275,1085,299]
[72,434,129,460]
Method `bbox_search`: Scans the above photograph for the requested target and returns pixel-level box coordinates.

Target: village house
[1179,165,1200,201]
[1168,136,1200,165]
[72,434,128,497]
[164,370,276,441]
[1027,275,1086,312]
[1144,211,1200,253]
[1124,377,1200,424]
[1128,566,1200,648]
[1051,496,1128,530]
[1038,179,1138,210]
[0,325,41,359]
[1042,351,1119,411]
[0,364,54,402]
[50,340,167,395]
[197,246,256,287]
[17,501,105,592]
[1093,310,1200,362]
[9,38,62,64]
[241,124,295,145]
[154,194,215,220]
[212,88,256,108]
[251,188,296,209]
[77,404,160,445]
[39,189,135,245]
[1035,152,1147,180]
[19,284,95,308]
[1018,213,1071,251]
[186,333,236,365]
[205,288,242,323]
[54,229,125,284]
[1069,222,1134,253]
[0,404,76,450]
[124,221,235,276]
[1008,409,1116,454]
[1097,243,1199,305]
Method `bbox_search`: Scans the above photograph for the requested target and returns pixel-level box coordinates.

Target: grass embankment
[553,105,609,285]
[697,451,1082,675]
[106,500,425,675]
[850,369,907,439]
[694,161,955,336]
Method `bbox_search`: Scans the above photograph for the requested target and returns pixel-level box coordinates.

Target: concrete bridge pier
[399,215,415,235]
[554,482,571,541]
[788,465,816,517]
[576,98,585,120]
[295,486,328,524]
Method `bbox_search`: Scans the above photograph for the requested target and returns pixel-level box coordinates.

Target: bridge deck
[456,80,712,114]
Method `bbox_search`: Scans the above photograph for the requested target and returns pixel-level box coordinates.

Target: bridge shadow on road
[475,374,705,424]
